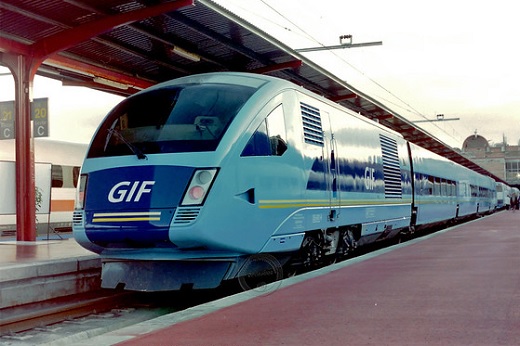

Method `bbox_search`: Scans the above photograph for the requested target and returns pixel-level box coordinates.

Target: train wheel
[237,254,283,291]
[300,234,323,269]
[336,229,356,259]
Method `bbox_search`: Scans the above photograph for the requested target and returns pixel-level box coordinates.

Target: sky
[214,0,520,148]
[1,0,519,148]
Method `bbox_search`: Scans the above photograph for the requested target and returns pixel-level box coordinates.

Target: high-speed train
[0,139,86,236]
[73,72,498,291]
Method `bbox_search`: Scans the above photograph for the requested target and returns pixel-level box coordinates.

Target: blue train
[73,72,497,291]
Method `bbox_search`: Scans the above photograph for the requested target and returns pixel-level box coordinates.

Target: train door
[322,111,341,221]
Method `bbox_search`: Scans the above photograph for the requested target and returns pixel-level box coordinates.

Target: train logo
[108,181,156,203]
[364,167,376,190]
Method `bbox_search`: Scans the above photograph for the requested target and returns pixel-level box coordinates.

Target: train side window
[266,105,287,156]
[441,179,449,196]
[426,176,433,195]
[470,184,478,197]
[51,165,64,188]
[461,182,469,197]
[433,177,440,196]
[419,175,426,195]
[450,181,457,196]
[241,121,270,156]
[241,105,287,157]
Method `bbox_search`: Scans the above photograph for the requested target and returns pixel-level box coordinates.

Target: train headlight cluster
[181,168,218,206]
[76,174,88,210]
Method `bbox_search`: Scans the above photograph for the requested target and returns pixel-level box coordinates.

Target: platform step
[0,256,101,309]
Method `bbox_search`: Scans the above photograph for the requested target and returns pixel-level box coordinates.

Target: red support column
[3,53,37,241]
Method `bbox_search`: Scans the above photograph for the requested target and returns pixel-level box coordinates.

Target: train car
[408,143,460,229]
[73,72,495,291]
[495,182,511,210]
[0,139,86,236]
[398,143,496,232]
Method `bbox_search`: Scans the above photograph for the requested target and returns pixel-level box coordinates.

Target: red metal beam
[375,112,394,120]
[30,0,194,62]
[0,37,32,56]
[250,60,302,74]
[46,54,154,90]
[61,80,140,96]
[1,38,154,92]
[330,93,357,102]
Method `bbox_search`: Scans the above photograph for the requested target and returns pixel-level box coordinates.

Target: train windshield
[87,83,257,158]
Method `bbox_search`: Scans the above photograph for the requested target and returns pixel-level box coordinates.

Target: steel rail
[0,290,133,336]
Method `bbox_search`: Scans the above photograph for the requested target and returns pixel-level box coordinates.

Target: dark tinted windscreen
[87,83,256,158]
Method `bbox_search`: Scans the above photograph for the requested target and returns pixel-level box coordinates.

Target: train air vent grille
[380,134,402,199]
[301,102,324,146]
[72,210,84,227]
[173,207,201,225]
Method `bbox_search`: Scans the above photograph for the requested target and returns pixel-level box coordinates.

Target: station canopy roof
[0,0,502,182]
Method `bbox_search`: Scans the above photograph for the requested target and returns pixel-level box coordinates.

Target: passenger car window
[241,121,270,156]
[241,104,287,157]
[51,165,63,188]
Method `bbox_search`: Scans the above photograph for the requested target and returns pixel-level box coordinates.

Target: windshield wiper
[107,128,147,160]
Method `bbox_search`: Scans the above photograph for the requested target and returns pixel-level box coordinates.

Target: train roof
[130,72,405,139]
[0,139,86,166]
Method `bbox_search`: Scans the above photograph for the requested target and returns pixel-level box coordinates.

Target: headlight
[75,174,88,210]
[181,168,218,206]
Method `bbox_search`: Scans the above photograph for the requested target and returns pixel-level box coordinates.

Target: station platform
[0,236,100,310]
[79,210,520,346]
[0,235,95,267]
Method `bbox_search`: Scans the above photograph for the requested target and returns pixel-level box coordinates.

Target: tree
[35,186,43,225]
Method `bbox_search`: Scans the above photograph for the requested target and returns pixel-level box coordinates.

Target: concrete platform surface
[0,237,100,309]
[83,211,520,346]
[0,236,96,268]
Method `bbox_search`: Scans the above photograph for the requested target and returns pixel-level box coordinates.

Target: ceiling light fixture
[172,46,201,62]
[93,77,130,90]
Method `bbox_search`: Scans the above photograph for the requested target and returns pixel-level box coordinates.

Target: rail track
[0,290,134,336]
[0,285,240,344]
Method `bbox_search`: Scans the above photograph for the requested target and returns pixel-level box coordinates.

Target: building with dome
[461,133,520,187]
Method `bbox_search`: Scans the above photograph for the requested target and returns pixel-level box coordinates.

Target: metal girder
[30,0,194,61]
[250,60,302,74]
[330,93,357,102]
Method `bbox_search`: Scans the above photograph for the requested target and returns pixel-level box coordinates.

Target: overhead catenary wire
[227,0,465,146]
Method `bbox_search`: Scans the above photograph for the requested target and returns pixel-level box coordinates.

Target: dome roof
[463,134,489,150]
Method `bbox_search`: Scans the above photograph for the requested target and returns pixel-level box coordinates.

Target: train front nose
[78,165,201,248]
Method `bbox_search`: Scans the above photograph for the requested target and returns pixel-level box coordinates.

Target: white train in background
[0,139,86,237]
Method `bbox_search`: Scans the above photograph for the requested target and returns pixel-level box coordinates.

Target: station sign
[0,100,14,140]
[0,98,49,139]
[32,98,49,138]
